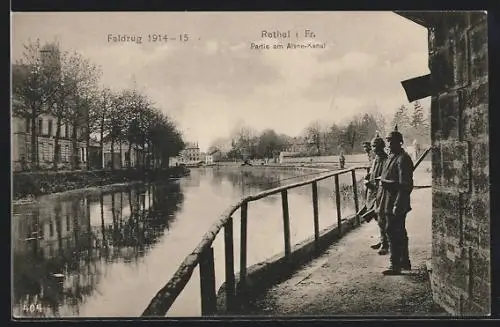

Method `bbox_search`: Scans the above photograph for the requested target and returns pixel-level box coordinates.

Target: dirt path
[244,188,448,316]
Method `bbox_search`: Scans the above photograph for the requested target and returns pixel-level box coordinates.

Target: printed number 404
[23,303,43,313]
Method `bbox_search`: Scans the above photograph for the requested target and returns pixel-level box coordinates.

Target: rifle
[357,146,431,222]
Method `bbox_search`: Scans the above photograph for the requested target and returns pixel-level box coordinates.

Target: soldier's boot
[376,219,389,253]
[371,217,389,251]
[378,239,389,255]
[382,265,402,275]
[400,233,411,270]
[382,233,402,275]
[378,247,389,255]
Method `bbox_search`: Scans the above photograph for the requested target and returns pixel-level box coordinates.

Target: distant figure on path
[413,139,421,161]
[376,125,414,275]
[339,152,345,169]
[363,133,389,254]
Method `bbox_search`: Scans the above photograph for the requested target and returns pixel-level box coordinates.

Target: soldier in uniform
[363,133,389,254]
[362,141,373,163]
[376,125,414,275]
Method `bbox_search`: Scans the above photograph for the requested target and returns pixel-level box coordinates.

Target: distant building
[169,142,201,166]
[284,136,309,153]
[101,141,145,169]
[279,151,301,164]
[11,113,88,171]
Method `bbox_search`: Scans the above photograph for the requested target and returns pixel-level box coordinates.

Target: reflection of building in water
[12,196,98,316]
[13,197,91,259]
[12,183,184,317]
[179,169,201,187]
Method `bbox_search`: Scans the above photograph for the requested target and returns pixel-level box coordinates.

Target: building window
[48,144,54,162]
[64,125,69,138]
[48,120,53,136]
[40,142,45,161]
[65,145,69,162]
[39,224,44,239]
[55,144,61,162]
[25,118,30,133]
[37,118,43,135]
[125,152,130,166]
[66,215,70,232]
[49,219,54,237]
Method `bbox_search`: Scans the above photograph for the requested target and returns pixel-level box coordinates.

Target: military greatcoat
[376,149,414,216]
[364,153,388,211]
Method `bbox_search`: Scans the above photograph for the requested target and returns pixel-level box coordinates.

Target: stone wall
[429,12,490,315]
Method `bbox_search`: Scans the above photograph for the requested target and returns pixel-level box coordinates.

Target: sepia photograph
[10,11,490,318]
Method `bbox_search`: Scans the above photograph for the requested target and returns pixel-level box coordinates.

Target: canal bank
[12,167,190,201]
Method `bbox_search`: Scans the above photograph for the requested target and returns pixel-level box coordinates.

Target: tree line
[12,39,185,171]
[209,101,430,161]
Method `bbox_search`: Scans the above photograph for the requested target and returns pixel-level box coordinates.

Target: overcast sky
[12,12,430,152]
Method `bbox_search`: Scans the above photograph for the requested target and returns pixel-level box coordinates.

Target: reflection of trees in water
[216,169,285,194]
[215,168,361,209]
[209,168,224,187]
[12,182,184,317]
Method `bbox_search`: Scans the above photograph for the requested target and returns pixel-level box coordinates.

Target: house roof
[208,149,220,155]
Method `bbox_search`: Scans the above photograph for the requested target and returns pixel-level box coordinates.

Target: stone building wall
[428,12,490,315]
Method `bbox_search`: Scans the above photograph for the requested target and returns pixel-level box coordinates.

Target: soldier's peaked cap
[386,125,404,143]
[371,132,385,147]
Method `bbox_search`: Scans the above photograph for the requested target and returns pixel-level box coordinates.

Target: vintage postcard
[11,11,490,318]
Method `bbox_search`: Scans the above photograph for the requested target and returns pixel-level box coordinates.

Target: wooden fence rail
[141,165,370,317]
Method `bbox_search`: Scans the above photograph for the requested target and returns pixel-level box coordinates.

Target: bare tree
[230,125,258,159]
[118,89,153,168]
[371,111,388,137]
[54,51,101,170]
[93,88,116,168]
[51,50,101,170]
[304,121,322,155]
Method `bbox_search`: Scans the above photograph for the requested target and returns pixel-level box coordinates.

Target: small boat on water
[241,159,253,166]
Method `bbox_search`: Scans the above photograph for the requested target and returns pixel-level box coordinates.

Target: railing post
[334,175,342,235]
[239,201,248,292]
[351,169,360,225]
[224,218,235,312]
[199,246,216,316]
[281,190,291,259]
[312,181,320,250]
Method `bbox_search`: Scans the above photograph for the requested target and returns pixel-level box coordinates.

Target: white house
[205,154,214,165]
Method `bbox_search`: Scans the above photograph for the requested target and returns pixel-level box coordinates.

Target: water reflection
[215,167,364,209]
[12,167,362,317]
[12,182,184,317]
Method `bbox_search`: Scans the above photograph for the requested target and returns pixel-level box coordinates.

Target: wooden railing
[141,165,370,317]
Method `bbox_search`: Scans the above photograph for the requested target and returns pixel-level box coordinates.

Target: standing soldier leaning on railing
[362,133,389,254]
[376,125,414,276]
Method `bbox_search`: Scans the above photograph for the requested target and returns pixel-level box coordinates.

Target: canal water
[12,167,363,317]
